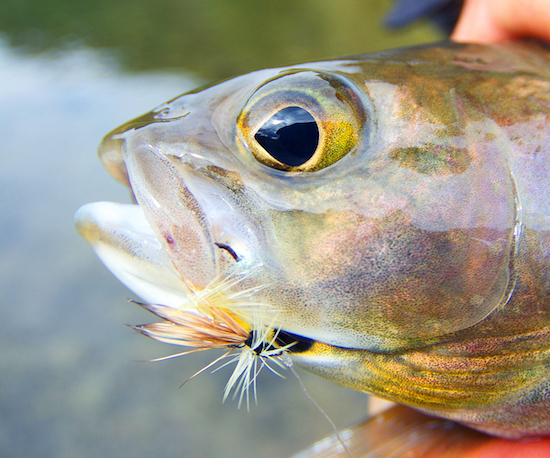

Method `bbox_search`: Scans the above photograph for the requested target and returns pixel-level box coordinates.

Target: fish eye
[236,71,366,172]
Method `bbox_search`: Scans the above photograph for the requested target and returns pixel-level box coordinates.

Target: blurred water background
[0,1,440,457]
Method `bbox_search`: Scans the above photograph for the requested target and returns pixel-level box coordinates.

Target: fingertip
[452,0,550,44]
[451,0,513,43]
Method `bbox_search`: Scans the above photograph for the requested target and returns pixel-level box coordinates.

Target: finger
[295,405,550,457]
[452,0,550,43]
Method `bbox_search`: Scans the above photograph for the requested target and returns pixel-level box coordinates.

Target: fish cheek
[272,209,512,347]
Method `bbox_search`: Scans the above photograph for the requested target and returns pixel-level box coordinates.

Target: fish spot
[205,166,244,191]
[390,144,471,175]
[215,242,240,262]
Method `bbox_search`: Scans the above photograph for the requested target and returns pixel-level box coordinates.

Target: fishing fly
[128,274,353,457]
[126,272,297,409]
[131,301,296,410]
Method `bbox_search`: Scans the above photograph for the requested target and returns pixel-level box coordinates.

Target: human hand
[452,0,550,43]
[296,404,550,457]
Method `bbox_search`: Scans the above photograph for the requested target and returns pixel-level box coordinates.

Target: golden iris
[236,70,366,172]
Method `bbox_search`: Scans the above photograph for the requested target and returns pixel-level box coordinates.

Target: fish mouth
[74,136,253,305]
[74,146,325,358]
[74,197,331,353]
[74,201,195,308]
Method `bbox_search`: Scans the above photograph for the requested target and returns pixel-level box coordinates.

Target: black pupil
[254,106,319,167]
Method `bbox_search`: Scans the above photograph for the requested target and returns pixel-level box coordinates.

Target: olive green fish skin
[89,42,550,438]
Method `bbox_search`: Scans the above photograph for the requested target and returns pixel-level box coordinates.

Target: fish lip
[74,201,192,308]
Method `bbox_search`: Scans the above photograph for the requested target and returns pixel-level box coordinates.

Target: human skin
[363,405,550,458]
[452,0,550,43]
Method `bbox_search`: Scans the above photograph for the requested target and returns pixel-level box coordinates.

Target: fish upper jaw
[76,133,271,310]
[166,158,267,272]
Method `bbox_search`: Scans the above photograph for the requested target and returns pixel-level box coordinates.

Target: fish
[74,41,550,449]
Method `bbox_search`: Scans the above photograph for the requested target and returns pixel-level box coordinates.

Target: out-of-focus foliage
[0,0,441,79]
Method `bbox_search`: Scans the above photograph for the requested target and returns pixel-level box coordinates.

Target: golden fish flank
[75,41,550,438]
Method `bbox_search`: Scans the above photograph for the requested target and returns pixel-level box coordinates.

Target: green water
[1,0,440,79]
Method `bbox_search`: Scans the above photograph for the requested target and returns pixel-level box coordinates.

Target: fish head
[74,42,550,437]
[76,43,520,353]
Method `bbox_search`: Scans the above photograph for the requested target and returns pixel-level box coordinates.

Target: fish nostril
[215,242,240,262]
